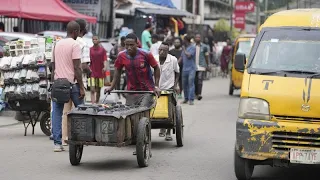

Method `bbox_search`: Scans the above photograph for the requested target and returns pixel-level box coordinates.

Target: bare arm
[153,65,160,87]
[110,69,121,90]
[174,72,180,87]
[147,41,152,48]
[51,62,55,82]
[73,59,84,89]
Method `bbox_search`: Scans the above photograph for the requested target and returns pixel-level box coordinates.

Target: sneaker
[182,100,188,104]
[197,95,203,101]
[189,101,194,105]
[53,145,64,152]
[165,134,173,141]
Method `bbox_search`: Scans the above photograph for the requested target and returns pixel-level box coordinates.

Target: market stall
[0,36,57,136]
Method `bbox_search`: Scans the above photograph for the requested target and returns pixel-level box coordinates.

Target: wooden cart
[150,90,184,147]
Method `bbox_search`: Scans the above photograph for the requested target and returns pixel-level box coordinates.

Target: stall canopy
[136,8,194,17]
[0,0,97,23]
[141,0,176,8]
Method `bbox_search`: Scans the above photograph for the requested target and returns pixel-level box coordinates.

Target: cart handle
[109,90,155,94]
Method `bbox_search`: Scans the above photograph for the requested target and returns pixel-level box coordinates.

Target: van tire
[234,147,254,180]
[229,78,234,95]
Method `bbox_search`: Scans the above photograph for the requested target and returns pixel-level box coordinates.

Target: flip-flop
[165,136,173,141]
[159,133,165,137]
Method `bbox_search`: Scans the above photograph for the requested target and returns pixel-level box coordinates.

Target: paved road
[0,77,319,180]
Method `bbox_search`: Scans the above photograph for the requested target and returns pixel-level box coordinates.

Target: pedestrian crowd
[47,19,232,151]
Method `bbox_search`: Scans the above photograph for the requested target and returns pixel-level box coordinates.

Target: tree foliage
[214,18,240,40]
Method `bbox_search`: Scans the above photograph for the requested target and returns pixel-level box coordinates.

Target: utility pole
[305,0,307,8]
[287,0,289,9]
[297,0,299,8]
[230,0,234,33]
[256,0,260,33]
[264,0,268,23]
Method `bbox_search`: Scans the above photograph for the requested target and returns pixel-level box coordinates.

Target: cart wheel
[40,111,51,136]
[229,76,234,95]
[69,144,84,166]
[136,117,151,168]
[234,146,254,180]
[175,105,184,147]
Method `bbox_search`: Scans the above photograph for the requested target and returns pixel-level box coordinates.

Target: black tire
[136,117,151,168]
[229,77,234,95]
[175,105,184,147]
[234,146,254,180]
[40,111,51,136]
[69,144,83,166]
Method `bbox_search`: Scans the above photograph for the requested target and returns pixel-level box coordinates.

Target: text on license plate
[290,148,320,164]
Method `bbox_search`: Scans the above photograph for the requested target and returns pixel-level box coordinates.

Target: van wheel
[234,147,254,180]
[229,78,234,95]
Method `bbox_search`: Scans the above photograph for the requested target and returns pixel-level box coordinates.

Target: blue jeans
[52,84,84,145]
[182,70,196,101]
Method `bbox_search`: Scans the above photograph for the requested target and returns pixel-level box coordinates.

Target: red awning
[0,0,97,23]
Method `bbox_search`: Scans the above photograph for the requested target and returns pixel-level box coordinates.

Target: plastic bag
[26,70,33,82]
[39,88,47,100]
[10,57,18,69]
[26,84,33,97]
[20,84,27,98]
[31,70,40,82]
[39,80,47,88]
[13,70,21,84]
[15,85,22,99]
[19,69,27,82]
[0,57,12,70]
[22,54,32,66]
[36,54,46,66]
[32,83,39,98]
[37,66,46,78]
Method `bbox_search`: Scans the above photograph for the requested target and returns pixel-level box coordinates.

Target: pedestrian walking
[150,34,162,57]
[220,38,232,78]
[194,34,209,100]
[88,36,107,104]
[141,23,153,51]
[155,42,180,141]
[51,21,85,152]
[169,38,183,99]
[110,36,126,97]
[61,18,90,146]
[180,35,196,105]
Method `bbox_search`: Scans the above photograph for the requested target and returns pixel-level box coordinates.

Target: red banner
[234,1,255,13]
[233,12,246,29]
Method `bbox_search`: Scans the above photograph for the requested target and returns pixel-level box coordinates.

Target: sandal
[159,133,165,137]
[165,135,173,141]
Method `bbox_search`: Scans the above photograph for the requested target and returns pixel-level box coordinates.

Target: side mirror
[234,53,246,72]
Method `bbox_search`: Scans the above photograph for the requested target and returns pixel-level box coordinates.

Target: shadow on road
[77,159,136,171]
[151,140,178,150]
[251,165,320,180]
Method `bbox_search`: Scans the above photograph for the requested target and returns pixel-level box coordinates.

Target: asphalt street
[0,77,320,180]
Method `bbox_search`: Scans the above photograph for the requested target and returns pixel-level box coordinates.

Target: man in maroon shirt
[105,33,160,107]
[89,35,107,104]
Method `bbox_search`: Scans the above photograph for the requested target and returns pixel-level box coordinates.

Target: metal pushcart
[65,90,155,167]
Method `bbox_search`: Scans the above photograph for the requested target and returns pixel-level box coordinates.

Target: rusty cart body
[150,90,184,147]
[66,91,154,167]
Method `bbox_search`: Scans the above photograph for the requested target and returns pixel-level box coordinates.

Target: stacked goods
[0,38,51,110]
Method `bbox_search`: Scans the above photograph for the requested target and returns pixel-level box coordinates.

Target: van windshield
[250,29,320,73]
[237,40,253,58]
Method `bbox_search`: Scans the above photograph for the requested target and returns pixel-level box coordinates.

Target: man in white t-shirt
[150,34,162,57]
[154,42,180,141]
[61,19,90,145]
